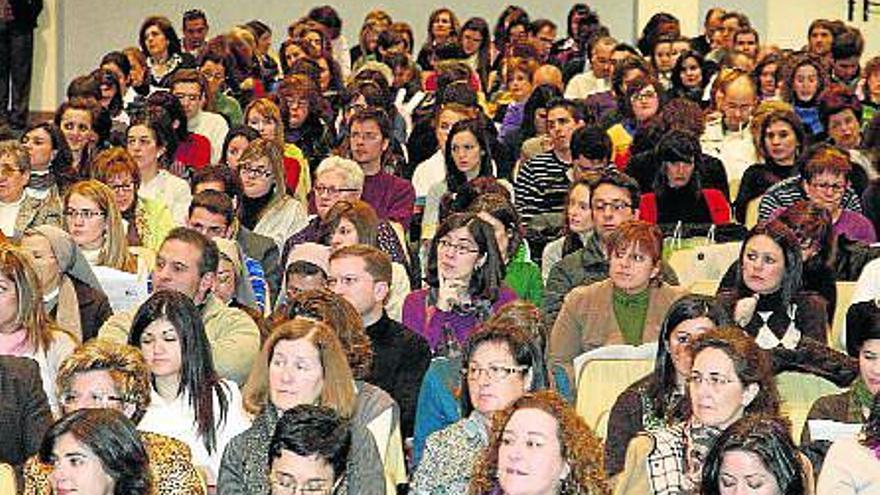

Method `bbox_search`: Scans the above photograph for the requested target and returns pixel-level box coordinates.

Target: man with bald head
[700,72,758,185]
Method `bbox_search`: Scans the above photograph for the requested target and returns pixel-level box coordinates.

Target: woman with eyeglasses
[0,244,76,415]
[23,340,205,495]
[236,138,308,249]
[125,114,192,224]
[548,220,687,398]
[606,75,663,169]
[92,147,174,252]
[411,319,547,493]
[604,295,727,476]
[130,290,251,488]
[0,140,62,239]
[716,220,857,386]
[277,75,334,179]
[63,180,138,274]
[615,327,780,494]
[220,318,386,495]
[403,212,516,353]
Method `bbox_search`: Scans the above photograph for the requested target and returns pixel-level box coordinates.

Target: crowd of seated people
[5,4,880,494]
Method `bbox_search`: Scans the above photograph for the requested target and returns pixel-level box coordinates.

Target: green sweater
[504,244,543,306]
[612,287,650,345]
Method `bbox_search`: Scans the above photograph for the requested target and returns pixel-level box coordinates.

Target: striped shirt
[758,175,862,221]
[513,151,570,223]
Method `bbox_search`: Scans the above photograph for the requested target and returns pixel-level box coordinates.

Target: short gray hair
[0,140,30,173]
[315,156,365,191]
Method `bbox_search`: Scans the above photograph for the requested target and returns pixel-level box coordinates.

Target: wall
[32,0,880,113]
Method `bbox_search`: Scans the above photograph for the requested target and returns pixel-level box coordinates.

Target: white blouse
[137,378,251,484]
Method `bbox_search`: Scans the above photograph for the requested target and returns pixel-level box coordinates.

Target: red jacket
[638,188,731,225]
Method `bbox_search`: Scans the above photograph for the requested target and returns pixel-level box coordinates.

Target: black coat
[0,356,52,488]
[68,277,113,342]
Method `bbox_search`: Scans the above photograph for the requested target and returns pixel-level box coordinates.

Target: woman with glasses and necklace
[92,147,174,252]
[402,212,516,353]
[237,138,308,249]
[548,220,687,397]
[63,180,137,274]
[411,319,547,494]
[614,327,781,494]
[0,140,61,239]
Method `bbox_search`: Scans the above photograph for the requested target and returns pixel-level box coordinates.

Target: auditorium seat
[776,371,843,444]
[575,357,655,438]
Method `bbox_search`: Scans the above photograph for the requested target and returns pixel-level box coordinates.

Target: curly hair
[780,52,829,105]
[469,390,609,495]
[56,340,151,423]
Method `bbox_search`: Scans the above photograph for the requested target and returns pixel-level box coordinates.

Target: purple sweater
[362,171,416,227]
[834,210,877,244]
[402,287,518,351]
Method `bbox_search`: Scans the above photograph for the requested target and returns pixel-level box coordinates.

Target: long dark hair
[652,129,703,199]
[22,122,76,187]
[40,409,152,495]
[444,119,494,192]
[128,290,229,454]
[425,213,506,303]
[670,50,708,96]
[734,220,804,309]
[460,17,491,90]
[519,84,562,140]
[646,295,728,420]
[701,415,805,495]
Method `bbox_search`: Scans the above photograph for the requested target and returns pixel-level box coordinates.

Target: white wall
[31,0,880,114]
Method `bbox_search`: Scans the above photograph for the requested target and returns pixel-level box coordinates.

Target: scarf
[0,328,32,355]
[28,170,56,191]
[852,378,875,418]
[240,189,273,231]
[647,421,722,495]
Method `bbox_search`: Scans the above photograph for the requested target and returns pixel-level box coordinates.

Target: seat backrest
[831,281,857,353]
[666,242,742,288]
[744,195,762,229]
[575,358,655,438]
[689,279,721,296]
[776,372,843,444]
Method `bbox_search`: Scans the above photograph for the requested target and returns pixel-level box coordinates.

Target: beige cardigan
[548,279,687,390]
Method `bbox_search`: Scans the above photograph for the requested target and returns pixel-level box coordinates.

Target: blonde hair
[0,243,66,351]
[64,180,136,273]
[242,318,357,417]
[243,98,285,145]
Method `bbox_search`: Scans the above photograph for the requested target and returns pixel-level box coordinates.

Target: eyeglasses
[462,364,528,382]
[64,208,106,220]
[350,131,382,142]
[314,185,359,196]
[722,101,754,115]
[173,92,202,102]
[687,372,737,389]
[60,392,124,408]
[591,200,632,213]
[240,165,273,179]
[200,70,225,81]
[0,164,22,177]
[437,238,479,255]
[109,183,135,193]
[808,181,846,193]
[270,473,336,495]
[631,89,658,102]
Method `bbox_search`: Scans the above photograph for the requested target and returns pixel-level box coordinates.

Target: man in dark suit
[0,0,41,131]
[690,7,725,56]
[0,355,52,488]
